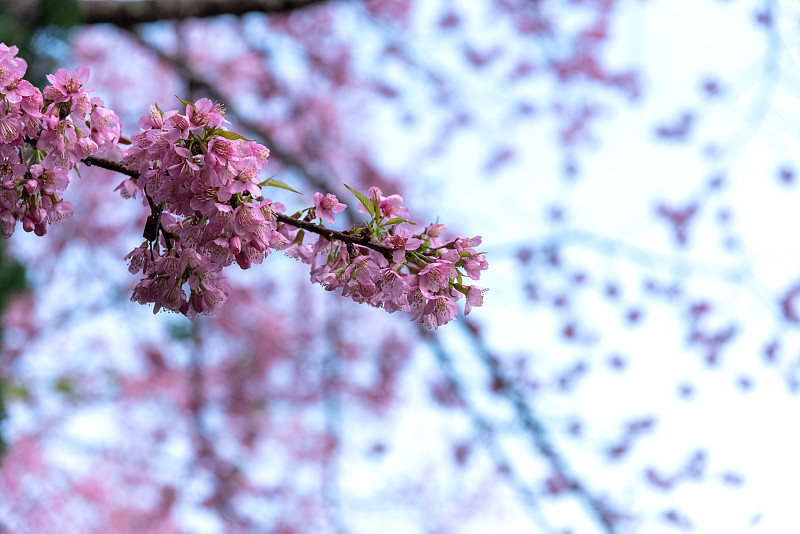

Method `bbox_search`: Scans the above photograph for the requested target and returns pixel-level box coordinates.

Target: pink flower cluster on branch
[116,98,487,326]
[0,42,487,327]
[0,44,120,237]
[284,186,488,328]
[120,97,286,317]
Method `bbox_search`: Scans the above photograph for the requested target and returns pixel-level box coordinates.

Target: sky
[382,0,800,532]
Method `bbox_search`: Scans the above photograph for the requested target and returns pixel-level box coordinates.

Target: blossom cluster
[286,187,488,329]
[119,98,487,326]
[0,38,488,327]
[0,43,120,237]
[121,98,290,317]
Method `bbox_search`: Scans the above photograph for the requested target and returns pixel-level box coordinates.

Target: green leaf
[175,95,196,110]
[264,179,302,195]
[384,217,416,226]
[214,130,255,142]
[344,184,375,218]
[154,102,164,115]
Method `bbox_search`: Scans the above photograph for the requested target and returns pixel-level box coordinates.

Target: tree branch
[80,155,395,258]
[423,332,558,533]
[78,0,333,25]
[458,320,622,534]
[83,155,136,177]
[273,213,393,257]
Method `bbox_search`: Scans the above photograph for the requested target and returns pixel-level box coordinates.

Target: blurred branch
[425,333,557,533]
[491,229,751,282]
[457,320,622,534]
[78,0,333,25]
[322,310,348,534]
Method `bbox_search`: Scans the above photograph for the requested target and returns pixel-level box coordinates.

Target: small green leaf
[175,95,196,110]
[154,102,164,115]
[384,217,416,226]
[258,174,277,187]
[344,184,375,218]
[214,130,255,142]
[264,179,302,195]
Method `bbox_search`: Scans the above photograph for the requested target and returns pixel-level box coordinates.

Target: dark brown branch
[274,213,392,257]
[80,155,394,258]
[83,155,137,177]
[78,0,333,25]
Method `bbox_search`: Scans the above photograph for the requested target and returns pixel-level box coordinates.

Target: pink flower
[114,179,138,199]
[51,200,72,222]
[20,88,43,116]
[378,193,409,219]
[418,260,457,298]
[378,267,407,307]
[2,77,36,104]
[70,136,98,159]
[249,143,270,166]
[164,112,190,142]
[0,114,20,143]
[344,255,379,289]
[313,192,347,224]
[0,46,26,88]
[454,236,482,252]
[0,209,15,238]
[427,297,461,329]
[124,245,154,275]
[355,186,409,219]
[463,253,489,279]
[138,105,164,130]
[43,66,89,102]
[382,227,423,263]
[206,136,240,166]
[465,286,487,315]
[411,295,460,329]
[89,101,120,148]
[187,98,226,129]
[427,223,446,237]
[232,202,266,236]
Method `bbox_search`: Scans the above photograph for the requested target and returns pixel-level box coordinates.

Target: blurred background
[1,0,800,532]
